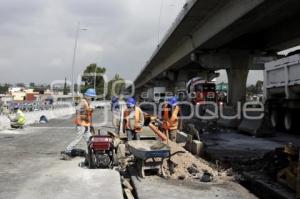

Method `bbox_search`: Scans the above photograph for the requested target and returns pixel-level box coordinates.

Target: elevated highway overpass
[134,0,300,105]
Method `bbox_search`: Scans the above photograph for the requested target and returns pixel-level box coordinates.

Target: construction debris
[162,141,217,181]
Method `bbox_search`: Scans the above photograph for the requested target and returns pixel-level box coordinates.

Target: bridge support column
[172,70,190,94]
[164,71,188,95]
[134,87,145,101]
[218,61,249,129]
[226,67,249,107]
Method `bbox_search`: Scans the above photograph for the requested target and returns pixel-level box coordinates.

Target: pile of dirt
[163,141,218,181]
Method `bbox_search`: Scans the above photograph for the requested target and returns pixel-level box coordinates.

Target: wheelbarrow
[128,140,170,178]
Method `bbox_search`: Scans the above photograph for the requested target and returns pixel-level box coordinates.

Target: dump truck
[264,53,300,131]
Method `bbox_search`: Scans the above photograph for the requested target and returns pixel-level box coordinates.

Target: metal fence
[0,101,70,115]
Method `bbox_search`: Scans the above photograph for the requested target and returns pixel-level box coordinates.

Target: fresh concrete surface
[0,108,123,199]
[14,160,123,199]
[131,173,256,199]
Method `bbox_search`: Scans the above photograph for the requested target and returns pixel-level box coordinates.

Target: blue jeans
[127,129,140,140]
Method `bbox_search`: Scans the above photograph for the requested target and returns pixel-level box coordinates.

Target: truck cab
[186,77,217,104]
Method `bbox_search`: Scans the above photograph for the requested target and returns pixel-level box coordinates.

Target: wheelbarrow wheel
[87,148,95,169]
[137,159,145,178]
[160,158,166,178]
[112,150,118,167]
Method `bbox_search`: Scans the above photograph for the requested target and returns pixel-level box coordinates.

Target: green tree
[0,83,9,94]
[81,63,106,97]
[63,77,69,95]
[16,83,25,87]
[29,82,35,88]
[246,85,256,96]
[255,80,263,94]
[247,80,264,96]
[106,74,126,99]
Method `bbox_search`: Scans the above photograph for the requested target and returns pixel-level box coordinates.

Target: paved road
[0,109,123,199]
[201,129,300,161]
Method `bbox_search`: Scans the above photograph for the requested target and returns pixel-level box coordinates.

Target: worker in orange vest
[62,88,95,158]
[124,97,144,140]
[161,97,181,141]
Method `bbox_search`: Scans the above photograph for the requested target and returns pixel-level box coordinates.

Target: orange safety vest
[162,104,180,131]
[74,99,93,127]
[124,106,144,133]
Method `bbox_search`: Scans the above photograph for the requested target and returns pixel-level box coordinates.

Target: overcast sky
[0,0,186,84]
[0,0,270,85]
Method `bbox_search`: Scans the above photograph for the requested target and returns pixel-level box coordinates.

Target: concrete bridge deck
[0,109,123,199]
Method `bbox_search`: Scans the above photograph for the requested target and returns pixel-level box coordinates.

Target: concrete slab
[191,140,204,155]
[130,171,256,199]
[238,111,266,136]
[176,131,188,143]
[0,108,123,199]
[14,159,123,199]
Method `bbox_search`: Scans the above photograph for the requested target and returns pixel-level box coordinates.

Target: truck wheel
[284,112,292,132]
[270,110,278,129]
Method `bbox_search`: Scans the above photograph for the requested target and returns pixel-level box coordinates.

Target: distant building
[9,87,23,93]
[9,87,39,101]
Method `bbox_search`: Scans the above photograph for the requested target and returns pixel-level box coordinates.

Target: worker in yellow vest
[161,97,180,141]
[124,97,144,140]
[8,105,26,129]
[62,88,95,158]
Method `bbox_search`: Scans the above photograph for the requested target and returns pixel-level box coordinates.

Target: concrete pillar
[173,70,189,93]
[226,59,249,107]
[134,87,144,101]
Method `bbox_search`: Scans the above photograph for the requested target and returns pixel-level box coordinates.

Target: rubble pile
[163,141,217,181]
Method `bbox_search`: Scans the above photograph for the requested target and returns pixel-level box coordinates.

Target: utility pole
[71,22,88,104]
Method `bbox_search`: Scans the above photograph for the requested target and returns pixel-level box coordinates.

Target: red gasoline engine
[87,135,115,168]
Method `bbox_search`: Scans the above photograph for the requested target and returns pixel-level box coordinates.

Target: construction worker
[124,97,144,140]
[161,97,181,141]
[8,104,26,129]
[111,96,120,131]
[111,96,120,112]
[62,88,95,157]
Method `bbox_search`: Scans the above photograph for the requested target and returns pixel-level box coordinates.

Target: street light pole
[93,66,97,91]
[71,22,87,104]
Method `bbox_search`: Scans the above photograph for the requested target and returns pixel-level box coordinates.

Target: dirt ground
[163,141,218,180]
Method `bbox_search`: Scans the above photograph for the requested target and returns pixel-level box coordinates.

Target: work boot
[60,151,72,160]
